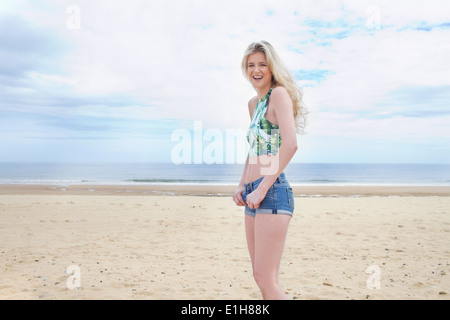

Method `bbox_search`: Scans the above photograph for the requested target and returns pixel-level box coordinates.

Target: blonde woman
[233,41,307,300]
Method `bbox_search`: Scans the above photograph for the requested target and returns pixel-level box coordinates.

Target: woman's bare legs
[245,214,256,271]
[245,213,291,300]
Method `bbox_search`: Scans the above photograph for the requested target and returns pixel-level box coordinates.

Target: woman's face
[246,52,272,90]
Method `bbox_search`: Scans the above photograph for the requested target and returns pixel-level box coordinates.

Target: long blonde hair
[241,40,307,134]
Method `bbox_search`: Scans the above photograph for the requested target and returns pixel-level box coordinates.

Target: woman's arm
[233,97,257,206]
[233,152,249,206]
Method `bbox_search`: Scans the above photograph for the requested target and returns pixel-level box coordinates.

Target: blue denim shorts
[243,172,294,217]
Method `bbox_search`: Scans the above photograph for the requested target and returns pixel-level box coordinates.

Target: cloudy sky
[1,0,449,164]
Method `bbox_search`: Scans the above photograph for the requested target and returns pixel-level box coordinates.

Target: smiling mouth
[253,76,263,80]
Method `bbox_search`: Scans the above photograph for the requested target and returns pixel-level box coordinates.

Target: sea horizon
[1,162,450,187]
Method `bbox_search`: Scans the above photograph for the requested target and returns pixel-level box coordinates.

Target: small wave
[128,179,215,183]
[304,179,349,183]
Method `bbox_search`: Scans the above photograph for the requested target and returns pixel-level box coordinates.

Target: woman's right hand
[233,186,246,206]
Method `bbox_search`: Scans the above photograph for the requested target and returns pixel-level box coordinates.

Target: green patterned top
[246,88,282,157]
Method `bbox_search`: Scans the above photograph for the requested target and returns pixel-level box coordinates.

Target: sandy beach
[1,184,449,300]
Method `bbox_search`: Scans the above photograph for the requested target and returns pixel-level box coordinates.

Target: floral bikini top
[246,88,282,157]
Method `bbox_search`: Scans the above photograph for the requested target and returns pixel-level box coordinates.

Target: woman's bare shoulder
[271,86,290,99]
[271,86,292,109]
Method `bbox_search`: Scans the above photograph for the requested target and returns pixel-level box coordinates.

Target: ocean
[0,162,450,186]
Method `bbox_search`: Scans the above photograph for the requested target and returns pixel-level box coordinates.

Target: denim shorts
[243,172,294,217]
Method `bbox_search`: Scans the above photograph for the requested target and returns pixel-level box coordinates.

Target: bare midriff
[244,154,279,184]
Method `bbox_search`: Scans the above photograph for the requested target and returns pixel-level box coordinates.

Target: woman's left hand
[245,187,267,209]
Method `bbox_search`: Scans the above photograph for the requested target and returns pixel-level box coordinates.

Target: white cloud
[1,0,450,163]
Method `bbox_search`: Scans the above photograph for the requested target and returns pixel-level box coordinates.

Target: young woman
[233,41,307,300]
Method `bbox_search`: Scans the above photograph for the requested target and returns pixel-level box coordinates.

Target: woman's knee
[253,268,277,289]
